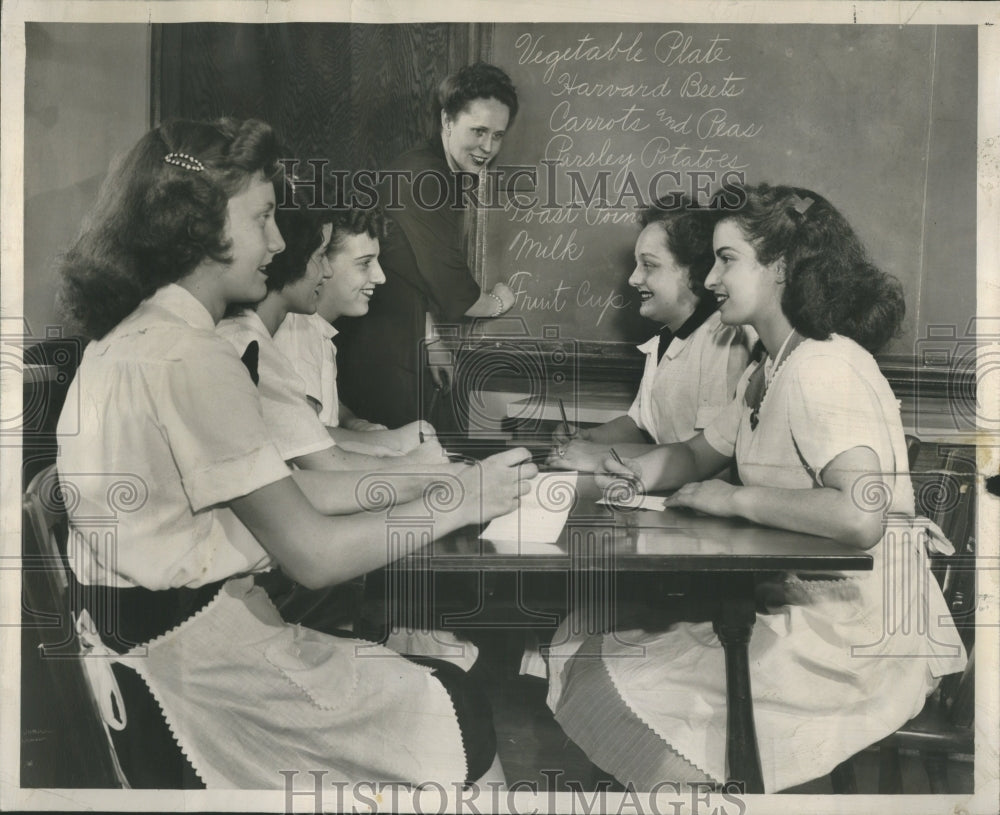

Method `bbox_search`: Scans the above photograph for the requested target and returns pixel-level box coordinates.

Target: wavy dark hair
[327,206,387,255]
[264,181,387,294]
[638,196,715,303]
[709,182,905,354]
[264,177,330,292]
[57,117,281,339]
[434,62,519,128]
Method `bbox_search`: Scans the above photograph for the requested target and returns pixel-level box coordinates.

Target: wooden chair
[830,445,977,794]
[22,464,130,787]
[22,464,202,788]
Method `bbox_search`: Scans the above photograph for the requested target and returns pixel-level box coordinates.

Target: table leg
[713,572,765,793]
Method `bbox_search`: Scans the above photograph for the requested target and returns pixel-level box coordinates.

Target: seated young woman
[55,116,535,788]
[547,182,967,792]
[272,201,430,457]
[216,178,444,475]
[547,198,752,471]
[251,184,482,661]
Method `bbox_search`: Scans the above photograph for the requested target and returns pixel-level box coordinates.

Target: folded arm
[666,445,885,549]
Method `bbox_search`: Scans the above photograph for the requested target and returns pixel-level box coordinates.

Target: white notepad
[480,472,578,544]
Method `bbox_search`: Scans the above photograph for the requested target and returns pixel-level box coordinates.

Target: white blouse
[217,310,335,461]
[56,284,291,589]
[704,333,914,512]
[273,312,340,428]
[627,311,748,444]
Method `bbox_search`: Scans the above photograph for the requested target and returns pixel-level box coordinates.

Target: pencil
[558,398,571,435]
[609,447,626,467]
[447,452,477,465]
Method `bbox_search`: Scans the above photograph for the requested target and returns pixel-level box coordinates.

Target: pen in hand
[609,447,626,467]
[445,450,477,465]
[558,398,576,438]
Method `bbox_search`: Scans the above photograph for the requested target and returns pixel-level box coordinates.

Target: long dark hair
[57,117,281,339]
[710,182,905,353]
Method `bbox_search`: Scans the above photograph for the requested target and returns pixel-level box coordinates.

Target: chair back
[23,465,72,640]
[915,448,977,647]
[911,446,977,720]
[22,464,130,787]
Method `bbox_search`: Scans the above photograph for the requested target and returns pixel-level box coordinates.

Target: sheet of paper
[488,539,566,556]
[597,494,668,512]
[480,472,578,543]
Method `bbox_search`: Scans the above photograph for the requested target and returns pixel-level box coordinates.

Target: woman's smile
[442,97,509,175]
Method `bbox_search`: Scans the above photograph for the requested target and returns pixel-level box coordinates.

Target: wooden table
[390,473,872,793]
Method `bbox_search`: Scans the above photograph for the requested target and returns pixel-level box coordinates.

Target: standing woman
[548,183,967,792]
[55,117,532,788]
[336,62,519,430]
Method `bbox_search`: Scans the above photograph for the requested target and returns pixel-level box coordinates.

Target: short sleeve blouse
[273,312,340,427]
[626,311,747,444]
[704,335,913,514]
[217,311,336,460]
[56,284,291,589]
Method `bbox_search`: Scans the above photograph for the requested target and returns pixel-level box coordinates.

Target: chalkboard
[478,23,977,359]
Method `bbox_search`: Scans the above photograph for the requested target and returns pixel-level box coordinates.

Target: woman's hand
[551,423,592,446]
[428,360,453,393]
[464,282,517,319]
[402,436,448,465]
[594,451,646,491]
[378,420,435,454]
[547,438,608,472]
[492,281,516,312]
[458,447,537,524]
[664,479,740,517]
[343,417,388,432]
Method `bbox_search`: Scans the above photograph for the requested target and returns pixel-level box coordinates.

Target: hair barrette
[789,194,814,216]
[164,152,205,172]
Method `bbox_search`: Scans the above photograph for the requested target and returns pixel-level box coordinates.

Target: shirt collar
[674,297,718,341]
[637,298,718,361]
[310,312,337,340]
[636,335,660,355]
[232,308,271,339]
[149,284,218,332]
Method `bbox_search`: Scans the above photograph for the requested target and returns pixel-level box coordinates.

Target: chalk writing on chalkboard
[482,26,769,345]
[477,24,976,356]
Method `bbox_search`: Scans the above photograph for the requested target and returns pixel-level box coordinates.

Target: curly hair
[638,196,716,303]
[327,206,387,256]
[57,117,281,339]
[435,62,519,127]
[709,182,905,354]
[264,177,389,294]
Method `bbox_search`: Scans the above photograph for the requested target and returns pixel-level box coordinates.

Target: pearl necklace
[747,329,804,431]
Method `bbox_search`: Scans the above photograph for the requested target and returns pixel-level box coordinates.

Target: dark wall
[153,23,489,173]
